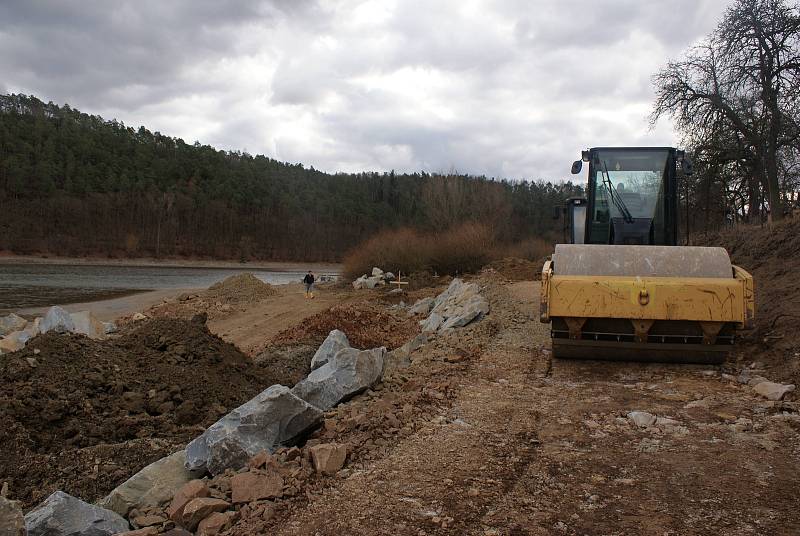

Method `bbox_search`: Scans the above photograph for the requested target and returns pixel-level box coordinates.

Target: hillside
[0,94,580,262]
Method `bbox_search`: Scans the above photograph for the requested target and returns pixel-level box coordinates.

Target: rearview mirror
[571,160,582,174]
[553,205,562,220]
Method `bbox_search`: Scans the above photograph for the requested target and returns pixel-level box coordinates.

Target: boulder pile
[352,267,396,290]
[410,278,490,333]
[0,307,115,355]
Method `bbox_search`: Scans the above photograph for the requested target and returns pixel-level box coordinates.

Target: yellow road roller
[541,147,754,363]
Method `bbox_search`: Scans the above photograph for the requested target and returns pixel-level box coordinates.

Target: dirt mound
[270,303,420,351]
[484,257,544,281]
[0,317,290,509]
[144,272,277,321]
[695,218,800,384]
[205,272,277,304]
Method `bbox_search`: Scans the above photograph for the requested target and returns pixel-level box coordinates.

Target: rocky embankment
[1,276,489,535]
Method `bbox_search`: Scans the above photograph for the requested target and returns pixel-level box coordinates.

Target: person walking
[303,270,315,299]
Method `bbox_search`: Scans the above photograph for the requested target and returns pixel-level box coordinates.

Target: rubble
[179,498,230,531]
[351,267,398,290]
[292,347,386,410]
[196,512,233,536]
[311,330,350,371]
[166,480,209,525]
[418,279,490,334]
[185,385,323,475]
[24,491,129,536]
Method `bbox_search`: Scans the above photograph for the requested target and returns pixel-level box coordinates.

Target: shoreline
[15,288,199,322]
[0,253,342,273]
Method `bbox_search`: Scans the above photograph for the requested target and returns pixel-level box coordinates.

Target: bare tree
[652,0,800,222]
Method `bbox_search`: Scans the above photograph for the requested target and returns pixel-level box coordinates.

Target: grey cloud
[2,0,734,181]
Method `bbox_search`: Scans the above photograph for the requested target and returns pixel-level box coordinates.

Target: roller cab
[543,147,755,364]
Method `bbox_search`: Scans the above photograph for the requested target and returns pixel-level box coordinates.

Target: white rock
[0,313,27,337]
[40,306,76,334]
[352,276,368,290]
[753,381,796,401]
[311,330,350,371]
[420,313,444,333]
[0,331,27,354]
[69,311,106,339]
[384,272,396,281]
[627,411,657,428]
[292,347,386,410]
[131,312,148,322]
[439,295,490,330]
[408,297,435,316]
[655,417,681,426]
[102,321,118,334]
[371,267,384,278]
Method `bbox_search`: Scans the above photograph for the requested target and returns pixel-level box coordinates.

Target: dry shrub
[496,236,552,261]
[343,222,553,279]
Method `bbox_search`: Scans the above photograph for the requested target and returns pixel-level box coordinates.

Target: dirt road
[246,277,798,535]
[207,283,354,355]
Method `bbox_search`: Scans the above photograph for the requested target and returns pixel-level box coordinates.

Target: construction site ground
[3,220,799,535]
[227,275,798,536]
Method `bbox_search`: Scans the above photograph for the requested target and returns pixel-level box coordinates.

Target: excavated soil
[205,272,278,303]
[143,272,277,321]
[269,303,421,351]
[695,217,800,385]
[484,257,544,281]
[0,316,289,509]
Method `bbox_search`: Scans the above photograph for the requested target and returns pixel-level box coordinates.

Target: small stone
[231,471,283,503]
[180,498,230,531]
[467,488,480,497]
[627,411,657,427]
[309,443,347,475]
[166,480,209,524]
[25,358,37,368]
[196,512,231,536]
[753,381,796,401]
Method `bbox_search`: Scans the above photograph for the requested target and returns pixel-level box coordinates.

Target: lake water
[0,263,338,312]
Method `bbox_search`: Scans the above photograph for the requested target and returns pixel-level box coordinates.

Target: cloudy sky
[1,0,732,180]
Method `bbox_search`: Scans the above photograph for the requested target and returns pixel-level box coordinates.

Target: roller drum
[552,244,733,278]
